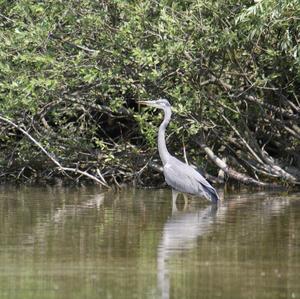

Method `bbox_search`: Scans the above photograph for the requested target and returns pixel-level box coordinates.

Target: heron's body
[163,156,219,203]
[139,99,219,204]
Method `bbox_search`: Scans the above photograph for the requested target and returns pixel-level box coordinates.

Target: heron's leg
[183,193,189,210]
[172,189,179,212]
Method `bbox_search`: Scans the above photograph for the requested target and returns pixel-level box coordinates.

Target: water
[0,186,299,299]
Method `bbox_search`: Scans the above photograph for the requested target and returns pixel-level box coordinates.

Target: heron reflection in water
[139,99,219,209]
[157,204,224,299]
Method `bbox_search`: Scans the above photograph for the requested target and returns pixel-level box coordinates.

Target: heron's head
[138,98,171,110]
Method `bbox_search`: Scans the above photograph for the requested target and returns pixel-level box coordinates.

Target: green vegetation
[0,0,299,186]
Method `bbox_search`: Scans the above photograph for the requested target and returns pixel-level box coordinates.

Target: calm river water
[0,186,299,299]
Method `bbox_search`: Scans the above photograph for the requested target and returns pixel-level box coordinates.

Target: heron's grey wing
[163,159,203,194]
[164,157,219,201]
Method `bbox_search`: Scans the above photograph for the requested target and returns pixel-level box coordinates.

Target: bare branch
[0,115,109,187]
[196,139,277,187]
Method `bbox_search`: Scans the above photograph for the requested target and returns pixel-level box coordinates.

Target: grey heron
[139,99,219,206]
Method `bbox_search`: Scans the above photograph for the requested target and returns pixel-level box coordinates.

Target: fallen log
[196,139,278,187]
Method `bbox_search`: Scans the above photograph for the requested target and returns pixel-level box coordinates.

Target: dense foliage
[0,0,299,186]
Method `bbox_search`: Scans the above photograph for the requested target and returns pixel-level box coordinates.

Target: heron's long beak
[138,101,155,106]
[138,100,157,107]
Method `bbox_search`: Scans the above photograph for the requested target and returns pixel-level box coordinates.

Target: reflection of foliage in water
[0,187,299,298]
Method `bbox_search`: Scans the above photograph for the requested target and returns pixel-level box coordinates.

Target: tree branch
[0,115,109,187]
[196,139,277,187]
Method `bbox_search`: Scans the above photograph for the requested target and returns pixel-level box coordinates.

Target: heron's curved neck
[158,107,172,165]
